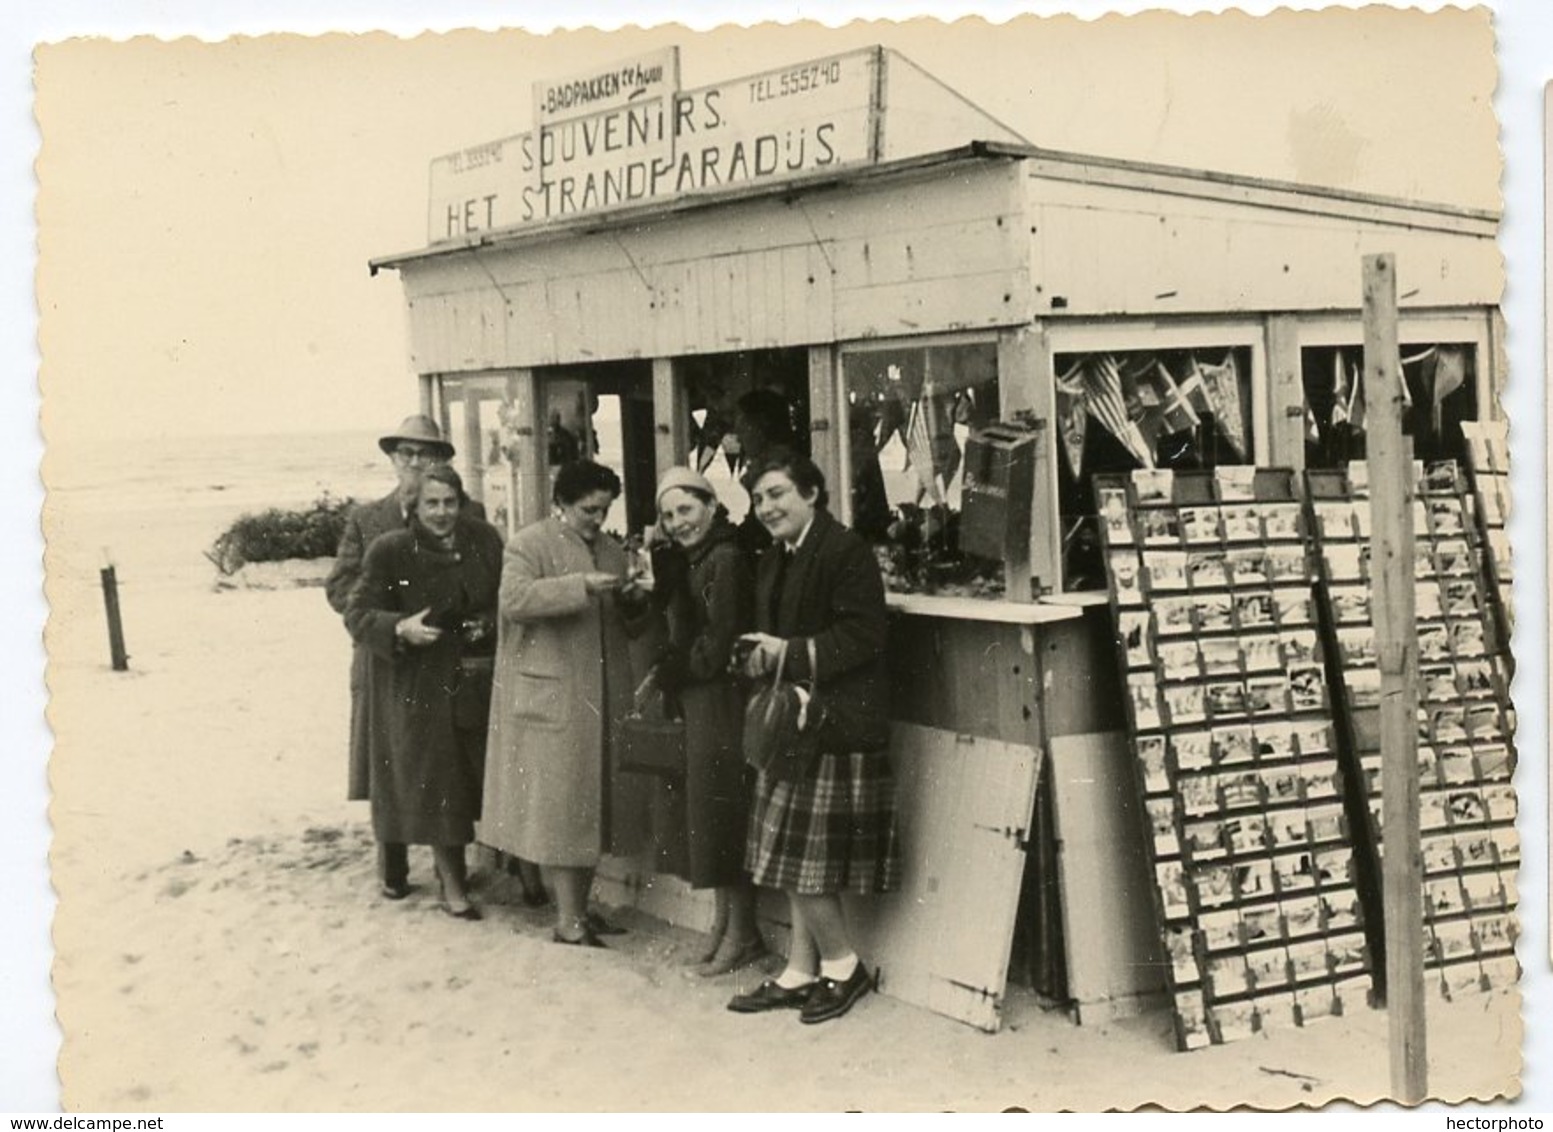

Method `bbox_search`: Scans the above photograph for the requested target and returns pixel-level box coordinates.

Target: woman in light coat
[482,460,649,947]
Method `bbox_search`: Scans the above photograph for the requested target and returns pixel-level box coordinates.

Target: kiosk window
[678,348,810,524]
[1301,343,1477,471]
[1055,346,1254,591]
[842,341,1004,598]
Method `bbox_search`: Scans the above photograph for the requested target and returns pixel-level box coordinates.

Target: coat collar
[684,513,738,567]
[760,509,839,631]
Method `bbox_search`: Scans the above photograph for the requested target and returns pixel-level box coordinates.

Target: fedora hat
[378,414,455,460]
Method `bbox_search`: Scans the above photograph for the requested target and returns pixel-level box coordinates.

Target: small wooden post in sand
[1363,252,1426,1103]
[100,562,129,671]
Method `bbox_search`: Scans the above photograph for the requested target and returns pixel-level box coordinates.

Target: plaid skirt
[745,749,901,896]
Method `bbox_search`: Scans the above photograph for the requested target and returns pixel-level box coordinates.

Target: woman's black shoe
[380,881,412,901]
[798,965,873,1024]
[586,910,627,936]
[440,901,483,921]
[727,979,816,1014]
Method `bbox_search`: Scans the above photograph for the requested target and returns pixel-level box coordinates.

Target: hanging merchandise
[1331,351,1350,429]
[1132,359,1203,441]
[904,395,945,505]
[1344,357,1366,434]
[1432,346,1469,433]
[1056,360,1088,480]
[1195,353,1246,460]
[1084,354,1154,467]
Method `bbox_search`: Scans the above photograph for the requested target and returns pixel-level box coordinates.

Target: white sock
[775,965,817,989]
[820,953,860,982]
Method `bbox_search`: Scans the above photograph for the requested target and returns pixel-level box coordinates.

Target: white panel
[1047,730,1168,1023]
[846,722,1041,1032]
[879,51,1029,160]
[1030,175,1500,318]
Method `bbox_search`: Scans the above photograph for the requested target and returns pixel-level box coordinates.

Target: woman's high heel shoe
[436,866,482,922]
[695,934,768,978]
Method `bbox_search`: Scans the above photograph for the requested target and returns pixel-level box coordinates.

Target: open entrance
[539,359,659,538]
[675,348,810,522]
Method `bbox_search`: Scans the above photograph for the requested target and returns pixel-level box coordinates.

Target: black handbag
[618,670,687,777]
[742,638,826,781]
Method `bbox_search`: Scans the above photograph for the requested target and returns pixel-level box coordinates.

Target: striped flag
[1056,360,1088,479]
[1083,354,1154,467]
[1196,353,1246,460]
[1331,351,1350,427]
[904,397,944,505]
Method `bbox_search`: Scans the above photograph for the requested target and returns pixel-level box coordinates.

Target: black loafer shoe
[799,965,873,1024]
[586,910,627,936]
[727,979,816,1014]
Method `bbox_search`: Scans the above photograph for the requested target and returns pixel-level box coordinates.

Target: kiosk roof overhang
[369,140,1499,277]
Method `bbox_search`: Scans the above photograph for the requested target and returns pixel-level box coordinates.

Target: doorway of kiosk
[536,359,658,538]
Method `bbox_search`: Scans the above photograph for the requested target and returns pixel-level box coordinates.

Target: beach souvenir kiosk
[369,45,1505,1034]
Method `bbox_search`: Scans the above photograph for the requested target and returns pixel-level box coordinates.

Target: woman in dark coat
[725,452,900,1025]
[649,467,765,976]
[346,465,503,920]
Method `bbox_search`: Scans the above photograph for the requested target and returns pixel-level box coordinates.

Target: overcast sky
[35,8,1500,447]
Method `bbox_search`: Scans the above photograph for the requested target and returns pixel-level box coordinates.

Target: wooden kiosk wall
[376,143,1505,1034]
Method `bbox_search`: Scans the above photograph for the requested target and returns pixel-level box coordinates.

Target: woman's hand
[583,571,622,595]
[395,607,443,648]
[738,632,786,679]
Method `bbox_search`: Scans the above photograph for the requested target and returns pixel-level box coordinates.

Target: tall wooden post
[1363,253,1426,1103]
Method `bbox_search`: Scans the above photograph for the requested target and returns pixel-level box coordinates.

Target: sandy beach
[43,487,1521,1113]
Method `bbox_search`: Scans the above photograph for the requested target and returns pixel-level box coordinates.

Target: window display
[842,340,1003,597]
[1060,346,1256,592]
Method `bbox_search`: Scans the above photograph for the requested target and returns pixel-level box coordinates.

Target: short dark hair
[736,388,797,447]
[553,459,623,505]
[747,449,828,511]
[415,463,466,503]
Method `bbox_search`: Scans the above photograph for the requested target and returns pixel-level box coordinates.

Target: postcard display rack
[1458,421,1514,644]
[1096,467,1374,1051]
[1305,460,1519,1003]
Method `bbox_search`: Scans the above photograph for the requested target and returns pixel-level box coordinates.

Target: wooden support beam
[509,368,547,529]
[1265,314,1305,470]
[807,344,843,502]
[996,323,1051,599]
[418,373,437,420]
[651,357,686,477]
[1363,252,1426,1104]
[461,382,485,504]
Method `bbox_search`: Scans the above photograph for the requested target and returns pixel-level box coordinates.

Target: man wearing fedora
[326,414,460,899]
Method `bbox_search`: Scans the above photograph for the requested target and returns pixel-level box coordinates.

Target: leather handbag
[618,670,687,777]
[742,638,826,780]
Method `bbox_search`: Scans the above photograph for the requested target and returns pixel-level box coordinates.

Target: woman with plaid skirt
[725,452,901,1025]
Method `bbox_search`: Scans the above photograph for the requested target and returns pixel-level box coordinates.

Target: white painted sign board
[427,47,880,243]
